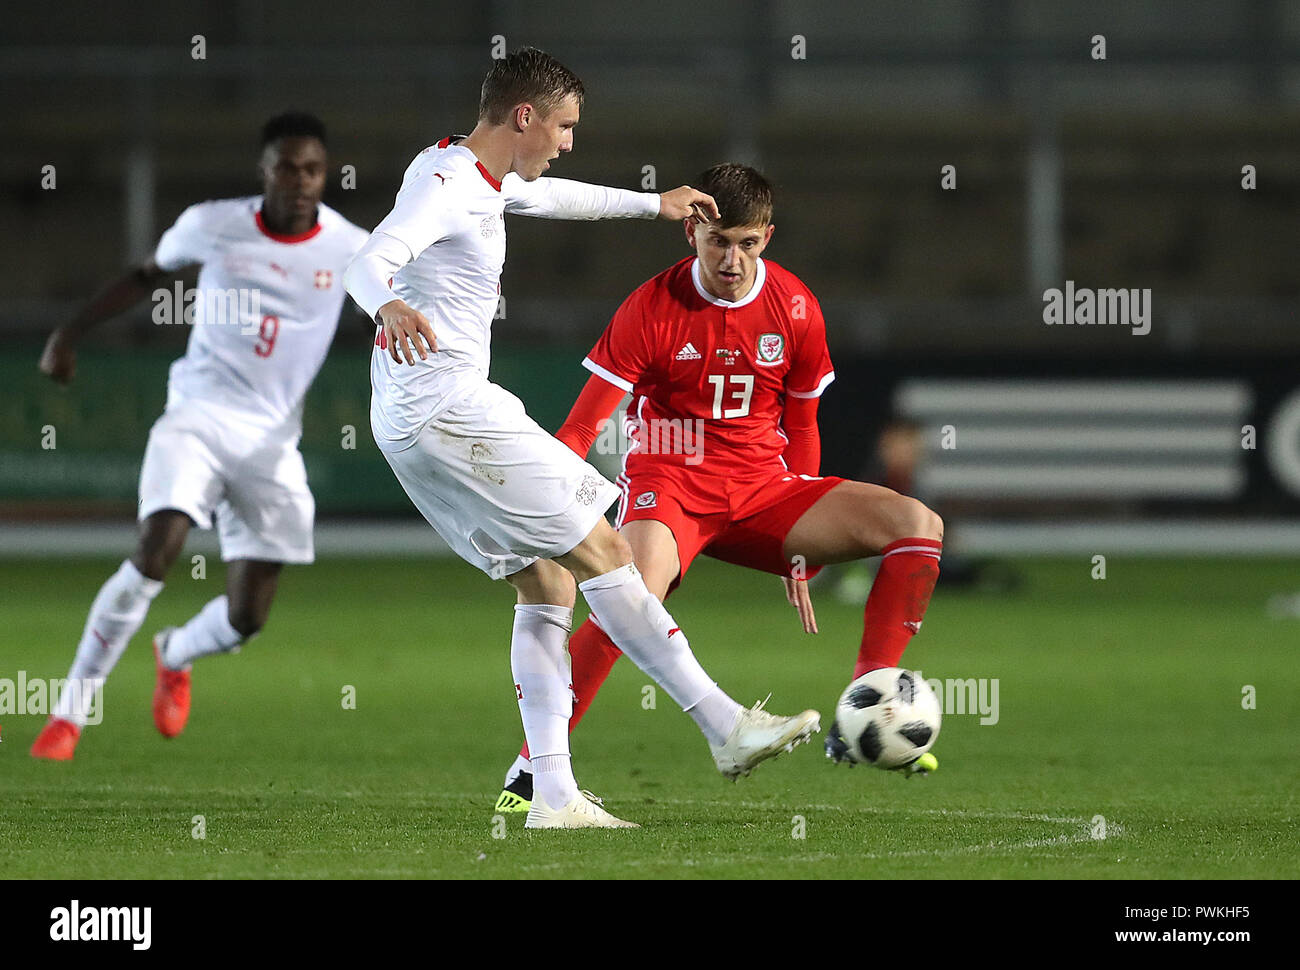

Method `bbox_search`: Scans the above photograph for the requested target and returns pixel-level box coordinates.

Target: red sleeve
[784,292,835,400]
[583,286,654,393]
[556,372,628,457]
[781,394,822,476]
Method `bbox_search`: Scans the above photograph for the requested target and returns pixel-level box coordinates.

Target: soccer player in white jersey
[345,48,820,829]
[31,113,370,761]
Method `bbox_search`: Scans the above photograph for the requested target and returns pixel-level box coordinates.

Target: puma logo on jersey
[667,627,681,639]
[675,342,702,361]
[904,620,922,634]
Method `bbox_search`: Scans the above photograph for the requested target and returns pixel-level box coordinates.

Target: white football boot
[524,789,641,829]
[710,696,821,780]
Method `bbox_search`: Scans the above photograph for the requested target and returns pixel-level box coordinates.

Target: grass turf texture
[1,555,1296,879]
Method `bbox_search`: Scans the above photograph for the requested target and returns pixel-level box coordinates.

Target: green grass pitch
[1,554,1296,879]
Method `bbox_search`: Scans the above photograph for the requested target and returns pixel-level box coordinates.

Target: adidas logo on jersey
[675,342,702,361]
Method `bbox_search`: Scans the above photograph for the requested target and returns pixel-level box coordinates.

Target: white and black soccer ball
[826,668,941,769]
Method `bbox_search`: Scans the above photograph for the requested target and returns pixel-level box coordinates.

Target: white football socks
[510,604,580,809]
[531,754,578,809]
[54,559,164,726]
[163,595,246,670]
[684,689,745,747]
[578,563,741,746]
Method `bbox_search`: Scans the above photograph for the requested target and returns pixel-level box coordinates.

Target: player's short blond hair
[479,47,585,125]
[698,163,773,229]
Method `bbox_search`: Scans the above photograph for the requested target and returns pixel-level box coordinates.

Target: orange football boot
[31,717,81,760]
[152,630,191,738]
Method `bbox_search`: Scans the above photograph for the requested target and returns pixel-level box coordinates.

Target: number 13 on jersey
[708,374,754,419]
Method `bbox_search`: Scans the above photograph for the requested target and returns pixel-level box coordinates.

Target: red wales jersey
[583,256,834,477]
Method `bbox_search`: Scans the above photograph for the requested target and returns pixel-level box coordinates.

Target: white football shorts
[379,378,619,578]
[137,407,315,564]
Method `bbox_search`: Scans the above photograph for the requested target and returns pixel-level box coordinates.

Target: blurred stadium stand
[897,379,1252,503]
[2,0,1297,554]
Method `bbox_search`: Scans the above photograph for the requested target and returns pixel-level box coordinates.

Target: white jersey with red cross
[153,195,368,436]
[354,136,661,451]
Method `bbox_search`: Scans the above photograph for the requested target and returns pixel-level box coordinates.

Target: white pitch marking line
[649,798,1098,825]
[514,822,1126,871]
[584,799,1126,861]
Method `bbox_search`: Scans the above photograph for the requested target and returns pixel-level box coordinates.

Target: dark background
[3,0,1297,543]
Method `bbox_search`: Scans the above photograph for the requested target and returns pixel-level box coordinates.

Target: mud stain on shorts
[470,441,505,485]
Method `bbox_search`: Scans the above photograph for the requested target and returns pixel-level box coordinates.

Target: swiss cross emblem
[757,332,785,364]
[314,270,333,290]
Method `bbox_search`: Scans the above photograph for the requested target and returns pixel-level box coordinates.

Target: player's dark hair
[479,47,585,125]
[697,163,773,228]
[261,111,328,149]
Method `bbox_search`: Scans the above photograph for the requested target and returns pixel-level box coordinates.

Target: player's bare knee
[902,498,942,543]
[872,495,942,547]
[599,529,634,571]
[133,511,191,580]
[132,537,181,581]
[560,520,632,580]
[509,560,576,607]
[586,531,633,577]
[547,567,577,607]
[927,506,944,543]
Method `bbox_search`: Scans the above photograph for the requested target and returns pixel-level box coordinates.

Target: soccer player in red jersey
[495,163,944,812]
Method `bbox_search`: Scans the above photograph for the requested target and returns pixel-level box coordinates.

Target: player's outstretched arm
[502,177,719,225]
[657,185,720,224]
[40,259,170,384]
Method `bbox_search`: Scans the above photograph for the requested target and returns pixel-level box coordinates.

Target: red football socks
[854,537,942,678]
[519,617,623,760]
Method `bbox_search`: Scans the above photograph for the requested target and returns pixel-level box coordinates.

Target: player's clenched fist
[377,299,437,365]
[658,186,720,225]
[40,328,78,384]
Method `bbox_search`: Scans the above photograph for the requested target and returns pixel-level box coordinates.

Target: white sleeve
[347,224,372,258]
[503,176,660,220]
[153,204,212,271]
[369,162,460,261]
[343,232,412,322]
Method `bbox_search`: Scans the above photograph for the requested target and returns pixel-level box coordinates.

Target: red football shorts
[614,466,844,590]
